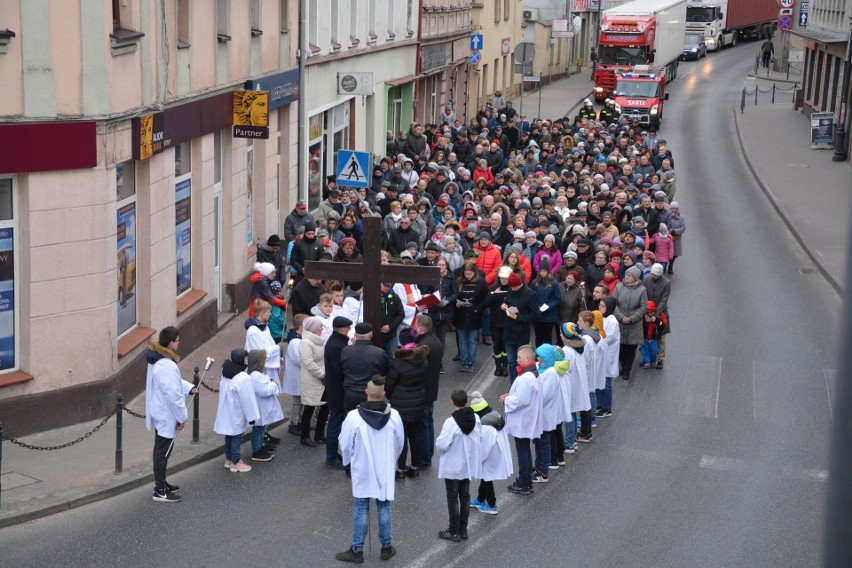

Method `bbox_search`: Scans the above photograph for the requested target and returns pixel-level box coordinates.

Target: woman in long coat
[611,266,648,381]
[298,317,328,447]
[666,201,686,274]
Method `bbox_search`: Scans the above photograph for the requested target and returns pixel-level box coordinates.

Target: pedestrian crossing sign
[336,149,370,188]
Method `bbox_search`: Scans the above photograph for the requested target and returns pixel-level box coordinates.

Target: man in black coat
[501,272,540,383]
[414,315,444,469]
[384,216,421,257]
[324,317,352,469]
[255,234,285,286]
[290,277,323,317]
[341,323,389,411]
[290,221,324,279]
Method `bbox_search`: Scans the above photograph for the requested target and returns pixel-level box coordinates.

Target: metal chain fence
[2,410,116,451]
[740,83,800,113]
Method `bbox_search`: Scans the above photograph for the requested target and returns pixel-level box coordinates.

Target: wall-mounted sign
[337,72,374,96]
[232,91,269,139]
[245,67,299,110]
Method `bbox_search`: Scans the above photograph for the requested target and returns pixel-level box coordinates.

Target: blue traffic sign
[778,15,792,31]
[336,150,370,188]
[470,34,483,51]
[799,2,809,27]
[469,50,482,65]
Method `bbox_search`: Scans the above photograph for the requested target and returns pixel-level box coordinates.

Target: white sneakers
[229,460,252,473]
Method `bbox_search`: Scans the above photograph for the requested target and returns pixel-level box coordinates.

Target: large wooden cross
[304,216,441,346]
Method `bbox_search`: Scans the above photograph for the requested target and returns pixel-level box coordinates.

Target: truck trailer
[686,0,778,51]
[593,0,687,102]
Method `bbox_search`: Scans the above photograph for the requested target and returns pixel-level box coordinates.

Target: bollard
[772,84,776,104]
[741,88,746,114]
[115,393,123,474]
[787,62,791,81]
[754,87,758,105]
[754,54,759,74]
[192,367,200,443]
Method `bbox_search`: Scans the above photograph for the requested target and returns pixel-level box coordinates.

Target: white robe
[561,346,592,413]
[554,365,573,423]
[343,296,363,324]
[145,356,194,439]
[436,414,483,480]
[539,367,567,431]
[480,425,513,481]
[213,371,261,436]
[309,306,334,342]
[503,371,544,440]
[339,405,405,501]
[246,324,282,388]
[282,337,302,396]
[602,314,621,378]
[592,337,607,391]
[250,370,284,426]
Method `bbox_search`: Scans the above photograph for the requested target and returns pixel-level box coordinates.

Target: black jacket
[290,235,324,275]
[323,331,350,411]
[487,283,511,329]
[384,226,421,257]
[342,340,389,396]
[380,290,405,340]
[502,284,539,346]
[386,345,429,422]
[290,279,323,317]
[256,242,285,285]
[415,332,444,403]
[425,273,458,322]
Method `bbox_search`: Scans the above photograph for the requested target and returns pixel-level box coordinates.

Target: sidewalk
[735,73,851,294]
[2,65,848,529]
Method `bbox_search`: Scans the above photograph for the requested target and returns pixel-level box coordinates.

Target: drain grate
[798,267,818,274]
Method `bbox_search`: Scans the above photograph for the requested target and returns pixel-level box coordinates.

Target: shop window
[175,140,192,177]
[116,162,138,336]
[246,141,255,250]
[280,0,289,32]
[0,177,19,373]
[175,143,192,296]
[308,114,325,209]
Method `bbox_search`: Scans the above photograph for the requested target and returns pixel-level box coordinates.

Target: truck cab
[612,69,669,129]
[593,14,657,102]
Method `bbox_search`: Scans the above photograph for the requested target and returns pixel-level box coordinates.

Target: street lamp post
[832,22,851,162]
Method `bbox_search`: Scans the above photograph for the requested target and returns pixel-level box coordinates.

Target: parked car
[682,33,707,60]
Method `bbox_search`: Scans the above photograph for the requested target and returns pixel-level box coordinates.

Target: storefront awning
[385,74,417,87]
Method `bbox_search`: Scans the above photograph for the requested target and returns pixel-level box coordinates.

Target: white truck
[685,0,778,51]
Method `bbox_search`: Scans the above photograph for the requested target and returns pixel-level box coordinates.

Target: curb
[732,107,843,296]
[0,418,289,529]
[746,72,801,85]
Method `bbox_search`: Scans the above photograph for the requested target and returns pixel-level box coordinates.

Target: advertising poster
[116,202,137,335]
[175,179,192,295]
[0,228,15,371]
[246,147,254,248]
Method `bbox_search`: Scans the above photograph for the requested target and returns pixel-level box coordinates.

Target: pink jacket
[648,233,674,263]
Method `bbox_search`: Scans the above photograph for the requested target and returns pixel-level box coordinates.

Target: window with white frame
[368,0,376,37]
[350,0,359,41]
[309,0,318,46]
[116,162,137,336]
[0,177,19,372]
[331,0,340,44]
[387,1,394,36]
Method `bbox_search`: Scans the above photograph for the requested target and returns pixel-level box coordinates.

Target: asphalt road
[0,46,839,568]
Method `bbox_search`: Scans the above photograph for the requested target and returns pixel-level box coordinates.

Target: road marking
[824,368,837,421]
[678,355,722,418]
[313,524,333,539]
[699,455,828,483]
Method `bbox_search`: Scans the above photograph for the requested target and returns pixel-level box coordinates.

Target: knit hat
[254,262,276,277]
[267,234,282,247]
[513,229,525,239]
[670,201,679,209]
[647,300,657,313]
[560,322,582,340]
[563,250,578,260]
[659,223,669,234]
[625,266,642,281]
[539,256,550,272]
[507,273,522,287]
[544,233,555,243]
[469,391,489,413]
[247,349,266,373]
[478,231,492,241]
[340,237,357,246]
[651,263,664,276]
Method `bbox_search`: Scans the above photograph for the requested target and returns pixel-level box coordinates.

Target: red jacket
[248,272,287,316]
[472,166,494,186]
[475,243,503,284]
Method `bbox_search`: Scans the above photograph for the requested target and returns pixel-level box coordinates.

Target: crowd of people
[145,97,685,560]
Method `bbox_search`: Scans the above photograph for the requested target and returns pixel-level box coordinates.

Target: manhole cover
[798,267,818,274]
[1,472,42,491]
[788,163,809,168]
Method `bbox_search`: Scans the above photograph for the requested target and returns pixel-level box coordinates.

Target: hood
[245,316,267,332]
[285,328,301,342]
[357,401,392,430]
[146,340,180,365]
[257,241,277,253]
[554,359,571,375]
[478,408,505,431]
[535,344,563,370]
[250,272,266,283]
[452,406,477,435]
[393,344,429,360]
[582,327,601,343]
[222,349,248,379]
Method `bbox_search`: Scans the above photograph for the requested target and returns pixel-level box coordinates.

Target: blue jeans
[533,430,552,473]
[457,328,480,366]
[506,342,519,383]
[419,403,435,467]
[514,437,533,488]
[564,413,577,447]
[325,408,346,463]
[597,377,613,411]
[382,335,399,359]
[481,307,491,338]
[251,425,265,452]
[351,498,393,552]
[640,339,659,364]
[224,435,241,463]
[589,391,597,414]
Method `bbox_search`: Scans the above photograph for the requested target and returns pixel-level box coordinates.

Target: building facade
[0,0,300,435]
[469,0,524,112]
[303,0,419,210]
[416,0,474,128]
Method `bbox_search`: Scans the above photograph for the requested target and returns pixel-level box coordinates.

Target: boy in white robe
[500,345,543,495]
[468,391,512,515]
[213,349,260,473]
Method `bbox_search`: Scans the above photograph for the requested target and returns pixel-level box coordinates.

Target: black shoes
[300,437,317,447]
[405,467,420,479]
[315,436,327,443]
[507,482,532,495]
[326,459,345,470]
[395,469,406,480]
[380,546,396,560]
[265,433,281,445]
[251,450,274,462]
[164,483,180,493]
[438,529,461,542]
[335,548,364,564]
[459,529,468,540]
[152,489,181,503]
[288,424,301,436]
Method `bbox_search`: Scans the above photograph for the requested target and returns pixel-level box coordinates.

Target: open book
[414,291,442,309]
